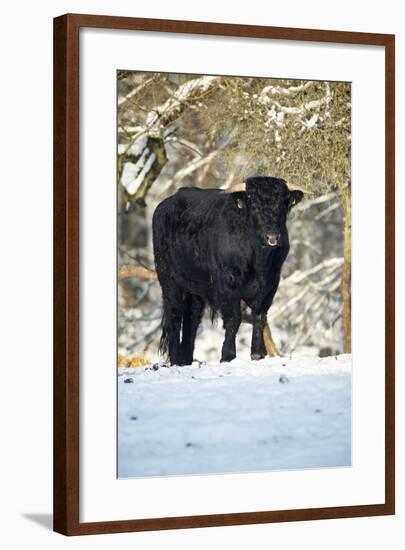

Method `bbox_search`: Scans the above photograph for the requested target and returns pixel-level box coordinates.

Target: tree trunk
[342,186,352,353]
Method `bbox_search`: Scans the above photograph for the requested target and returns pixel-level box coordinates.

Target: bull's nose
[266,232,280,247]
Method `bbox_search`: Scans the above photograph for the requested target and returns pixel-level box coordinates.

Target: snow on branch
[145,76,222,137]
[259,81,314,103]
[268,83,331,115]
[118,76,223,206]
[269,257,343,327]
[280,257,343,287]
[120,77,221,144]
[295,192,337,212]
[261,82,332,133]
[119,136,168,206]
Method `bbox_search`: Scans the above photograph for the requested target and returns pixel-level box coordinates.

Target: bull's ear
[233,192,246,209]
[286,182,311,207]
[289,190,304,208]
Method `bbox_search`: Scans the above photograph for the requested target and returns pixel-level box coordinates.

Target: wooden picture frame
[53,13,395,536]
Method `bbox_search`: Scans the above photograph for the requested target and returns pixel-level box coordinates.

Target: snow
[118,354,351,478]
[259,81,314,103]
[260,82,332,129]
[121,146,156,195]
[118,135,147,157]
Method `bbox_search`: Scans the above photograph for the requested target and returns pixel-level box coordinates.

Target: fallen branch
[263,324,282,357]
[118,265,158,281]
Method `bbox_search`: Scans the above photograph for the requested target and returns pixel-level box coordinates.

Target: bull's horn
[286,182,312,194]
[225,181,246,193]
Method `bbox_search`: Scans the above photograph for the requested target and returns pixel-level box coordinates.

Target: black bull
[152,176,305,365]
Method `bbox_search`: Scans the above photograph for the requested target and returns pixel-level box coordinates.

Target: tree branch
[118,76,155,108]
[118,265,158,281]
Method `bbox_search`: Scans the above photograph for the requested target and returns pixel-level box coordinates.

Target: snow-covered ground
[118,354,351,478]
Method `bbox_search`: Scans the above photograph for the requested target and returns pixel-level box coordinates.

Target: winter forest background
[117,72,351,366]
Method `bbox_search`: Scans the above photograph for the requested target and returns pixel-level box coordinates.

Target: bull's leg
[220,301,242,363]
[249,275,282,360]
[251,312,267,360]
[160,289,185,366]
[181,294,205,365]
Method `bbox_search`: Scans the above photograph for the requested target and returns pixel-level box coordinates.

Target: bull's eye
[236,198,245,209]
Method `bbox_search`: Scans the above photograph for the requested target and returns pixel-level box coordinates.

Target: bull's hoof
[220,352,236,363]
[251,353,265,361]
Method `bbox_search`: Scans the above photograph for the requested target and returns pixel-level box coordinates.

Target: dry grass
[118,353,150,369]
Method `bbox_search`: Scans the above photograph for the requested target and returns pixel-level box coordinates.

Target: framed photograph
[53,13,395,535]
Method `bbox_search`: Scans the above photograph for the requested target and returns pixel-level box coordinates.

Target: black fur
[152,176,303,365]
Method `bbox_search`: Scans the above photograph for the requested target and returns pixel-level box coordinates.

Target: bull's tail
[159,294,191,362]
[180,293,193,352]
[208,304,218,325]
[158,312,170,359]
[153,203,171,361]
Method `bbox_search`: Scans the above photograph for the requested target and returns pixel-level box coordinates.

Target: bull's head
[227,176,309,248]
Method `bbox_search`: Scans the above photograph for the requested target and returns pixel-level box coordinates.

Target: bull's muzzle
[265,231,280,247]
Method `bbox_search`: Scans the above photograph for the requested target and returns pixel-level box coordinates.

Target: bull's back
[165,187,222,214]
[152,188,225,288]
[154,187,225,236]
